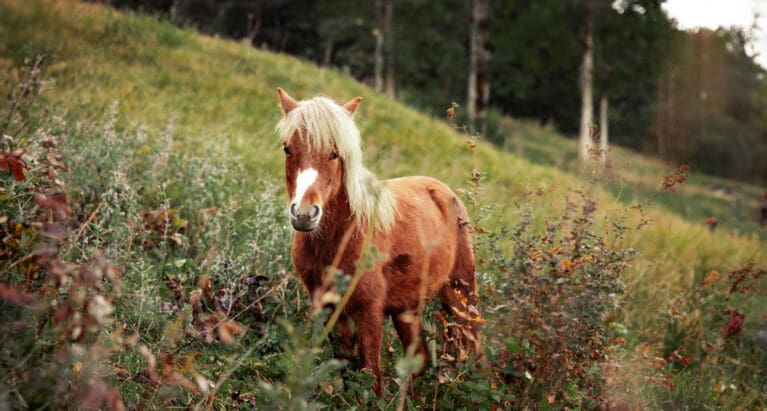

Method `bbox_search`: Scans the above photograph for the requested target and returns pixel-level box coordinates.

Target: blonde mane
[275,96,396,232]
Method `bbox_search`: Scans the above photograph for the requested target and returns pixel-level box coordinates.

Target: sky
[663,0,767,67]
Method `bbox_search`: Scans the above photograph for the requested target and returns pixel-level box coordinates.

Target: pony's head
[276,88,395,233]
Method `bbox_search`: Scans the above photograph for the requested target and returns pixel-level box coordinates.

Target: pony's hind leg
[440,228,483,358]
[440,279,483,358]
[392,311,428,396]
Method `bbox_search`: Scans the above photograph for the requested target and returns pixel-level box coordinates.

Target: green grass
[1,0,765,407]
[496,115,767,241]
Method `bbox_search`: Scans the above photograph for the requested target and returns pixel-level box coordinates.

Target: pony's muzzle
[289,203,322,232]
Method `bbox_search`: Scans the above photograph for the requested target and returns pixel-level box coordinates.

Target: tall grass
[1,60,305,408]
[0,0,765,407]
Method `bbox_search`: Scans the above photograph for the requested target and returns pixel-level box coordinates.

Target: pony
[275,88,482,395]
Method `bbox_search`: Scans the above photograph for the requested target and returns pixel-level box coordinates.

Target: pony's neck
[293,182,365,296]
[300,184,364,252]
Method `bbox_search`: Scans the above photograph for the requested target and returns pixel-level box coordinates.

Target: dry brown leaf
[218,320,245,344]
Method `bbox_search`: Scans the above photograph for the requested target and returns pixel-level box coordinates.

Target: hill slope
[0,0,765,407]
[2,0,765,330]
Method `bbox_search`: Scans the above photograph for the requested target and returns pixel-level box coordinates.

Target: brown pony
[275,88,482,395]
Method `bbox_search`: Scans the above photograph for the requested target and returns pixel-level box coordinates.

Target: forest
[0,0,765,409]
[109,0,767,182]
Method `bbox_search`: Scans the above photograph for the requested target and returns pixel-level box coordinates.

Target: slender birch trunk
[468,0,489,134]
[383,0,395,98]
[374,0,384,92]
[599,91,608,164]
[578,7,594,162]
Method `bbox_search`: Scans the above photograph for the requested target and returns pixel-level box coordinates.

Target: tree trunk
[383,0,395,98]
[467,0,489,134]
[374,0,384,92]
[599,91,608,164]
[655,76,665,157]
[323,41,333,67]
[578,5,594,162]
[240,13,261,46]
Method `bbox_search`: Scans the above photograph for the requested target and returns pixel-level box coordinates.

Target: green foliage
[0,3,764,409]
[474,182,633,408]
[316,0,376,77]
[391,0,469,115]
[655,26,767,182]
[490,0,582,133]
[0,58,128,409]
[0,59,309,408]
[594,0,674,147]
[609,264,767,409]
[255,321,345,411]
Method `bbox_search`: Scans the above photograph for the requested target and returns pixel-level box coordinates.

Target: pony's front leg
[351,306,384,395]
[392,311,428,365]
[329,314,356,360]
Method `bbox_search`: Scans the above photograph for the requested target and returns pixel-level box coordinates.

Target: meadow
[1,1,765,408]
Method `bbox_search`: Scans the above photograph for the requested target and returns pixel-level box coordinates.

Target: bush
[607,263,767,409]
[0,58,307,408]
[470,182,633,408]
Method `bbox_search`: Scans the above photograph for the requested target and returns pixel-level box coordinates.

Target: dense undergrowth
[2,1,767,408]
[1,58,765,409]
[0,60,303,408]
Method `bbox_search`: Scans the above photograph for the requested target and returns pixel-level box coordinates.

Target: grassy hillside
[1,0,765,408]
[494,116,767,241]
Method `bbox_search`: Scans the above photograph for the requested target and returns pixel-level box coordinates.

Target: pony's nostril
[290,203,298,218]
[310,205,321,219]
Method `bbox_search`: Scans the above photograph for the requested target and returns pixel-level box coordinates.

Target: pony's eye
[330,152,339,160]
[283,146,291,156]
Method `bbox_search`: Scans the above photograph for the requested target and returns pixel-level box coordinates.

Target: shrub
[607,263,767,409]
[0,58,308,408]
[401,119,635,409]
[471,183,632,408]
[1,56,128,409]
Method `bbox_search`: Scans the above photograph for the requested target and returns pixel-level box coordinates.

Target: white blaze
[293,168,318,207]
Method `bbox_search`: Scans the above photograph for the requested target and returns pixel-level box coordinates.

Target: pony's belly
[379,176,465,312]
[382,249,455,312]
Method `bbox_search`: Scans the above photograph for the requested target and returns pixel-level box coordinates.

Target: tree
[374,1,384,91]
[654,27,767,181]
[383,0,395,98]
[489,1,581,134]
[599,90,608,163]
[467,0,490,133]
[578,1,594,162]
[383,0,468,114]
[368,0,395,96]
[594,0,674,163]
[316,0,375,79]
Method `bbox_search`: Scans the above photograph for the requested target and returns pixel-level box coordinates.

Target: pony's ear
[277,87,298,115]
[342,97,363,116]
